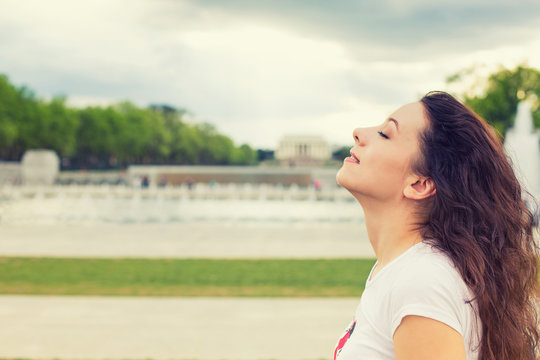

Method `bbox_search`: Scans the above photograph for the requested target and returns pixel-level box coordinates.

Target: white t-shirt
[334,241,481,360]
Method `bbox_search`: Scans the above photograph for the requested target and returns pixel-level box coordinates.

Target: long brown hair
[413,91,539,359]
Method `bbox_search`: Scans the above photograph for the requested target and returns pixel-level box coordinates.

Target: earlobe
[404,177,436,200]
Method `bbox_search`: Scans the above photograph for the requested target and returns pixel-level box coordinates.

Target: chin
[336,166,356,193]
[336,166,346,187]
[336,167,369,202]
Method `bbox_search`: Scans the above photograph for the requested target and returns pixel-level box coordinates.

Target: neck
[358,196,423,268]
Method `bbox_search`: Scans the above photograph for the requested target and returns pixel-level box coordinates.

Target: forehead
[388,102,428,138]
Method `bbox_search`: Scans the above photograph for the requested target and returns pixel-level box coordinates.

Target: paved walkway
[0,222,371,359]
[0,295,358,360]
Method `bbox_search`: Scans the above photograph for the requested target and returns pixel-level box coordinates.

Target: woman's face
[336,101,428,202]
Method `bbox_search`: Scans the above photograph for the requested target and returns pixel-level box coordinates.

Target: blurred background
[0,1,539,359]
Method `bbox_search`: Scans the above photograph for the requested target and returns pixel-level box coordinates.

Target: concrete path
[0,222,370,359]
[0,295,359,360]
[0,222,375,258]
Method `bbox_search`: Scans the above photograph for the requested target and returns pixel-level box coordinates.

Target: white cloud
[170,24,353,116]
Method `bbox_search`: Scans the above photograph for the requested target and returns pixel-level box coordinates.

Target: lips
[346,150,360,164]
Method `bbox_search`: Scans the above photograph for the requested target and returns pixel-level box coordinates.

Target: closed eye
[378,131,389,139]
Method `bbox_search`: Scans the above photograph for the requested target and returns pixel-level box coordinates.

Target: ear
[403,175,436,200]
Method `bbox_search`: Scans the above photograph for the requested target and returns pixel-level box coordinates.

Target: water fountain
[504,100,540,222]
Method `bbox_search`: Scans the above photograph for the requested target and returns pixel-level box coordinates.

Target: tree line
[0,74,258,169]
[2,65,538,169]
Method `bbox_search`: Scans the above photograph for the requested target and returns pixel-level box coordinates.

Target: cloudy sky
[2,0,540,149]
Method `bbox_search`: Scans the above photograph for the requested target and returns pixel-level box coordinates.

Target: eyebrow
[387,117,399,133]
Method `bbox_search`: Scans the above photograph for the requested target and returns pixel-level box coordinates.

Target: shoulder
[393,242,465,291]
[388,242,473,337]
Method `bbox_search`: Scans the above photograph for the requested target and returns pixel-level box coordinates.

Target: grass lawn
[0,257,376,297]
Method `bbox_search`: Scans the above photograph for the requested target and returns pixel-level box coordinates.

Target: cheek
[381,155,413,186]
[364,148,405,175]
[336,149,412,192]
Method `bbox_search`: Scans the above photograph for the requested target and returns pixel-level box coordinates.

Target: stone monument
[275,135,331,166]
[21,149,60,185]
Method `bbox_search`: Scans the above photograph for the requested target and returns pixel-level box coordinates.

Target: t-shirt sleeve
[389,264,467,337]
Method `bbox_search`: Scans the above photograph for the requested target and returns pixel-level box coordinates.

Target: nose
[353,127,367,146]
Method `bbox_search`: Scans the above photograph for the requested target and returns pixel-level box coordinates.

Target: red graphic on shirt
[334,319,356,360]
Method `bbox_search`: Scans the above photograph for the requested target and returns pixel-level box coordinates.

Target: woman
[334,91,538,360]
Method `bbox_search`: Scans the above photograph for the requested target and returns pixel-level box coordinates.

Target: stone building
[275,135,331,166]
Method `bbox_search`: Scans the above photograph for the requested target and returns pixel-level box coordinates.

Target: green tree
[174,123,203,164]
[231,144,258,165]
[447,65,540,137]
[0,75,20,159]
[151,105,196,164]
[37,97,79,158]
[332,146,350,161]
[0,74,258,167]
[0,76,46,160]
[195,123,233,164]
[76,106,116,168]
[114,103,172,164]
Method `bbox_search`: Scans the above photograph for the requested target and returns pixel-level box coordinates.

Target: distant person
[334,91,538,360]
[141,175,149,188]
[185,177,194,190]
